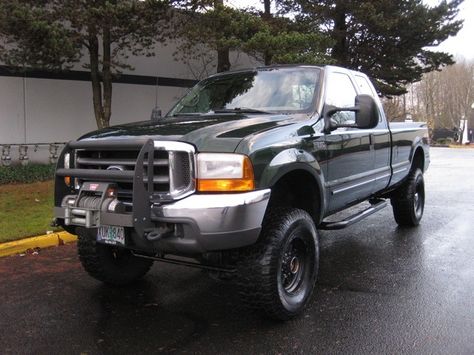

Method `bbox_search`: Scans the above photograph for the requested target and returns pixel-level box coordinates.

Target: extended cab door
[323,69,376,213]
[353,74,391,193]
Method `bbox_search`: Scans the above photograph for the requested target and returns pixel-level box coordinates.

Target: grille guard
[132,139,156,236]
[55,138,196,236]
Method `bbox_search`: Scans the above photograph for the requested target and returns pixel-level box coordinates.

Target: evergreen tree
[0,0,173,129]
[174,1,263,73]
[175,0,332,74]
[280,0,463,95]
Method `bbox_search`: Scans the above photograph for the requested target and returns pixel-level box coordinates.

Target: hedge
[0,164,55,185]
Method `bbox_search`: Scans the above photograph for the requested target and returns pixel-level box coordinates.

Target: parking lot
[0,147,473,354]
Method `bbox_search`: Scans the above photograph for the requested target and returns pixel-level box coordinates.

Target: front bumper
[151,189,271,253]
[55,189,271,254]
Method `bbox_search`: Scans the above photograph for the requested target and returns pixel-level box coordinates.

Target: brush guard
[55,139,194,236]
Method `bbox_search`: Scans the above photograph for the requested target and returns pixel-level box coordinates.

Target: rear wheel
[391,168,425,226]
[236,208,319,320]
[77,228,153,286]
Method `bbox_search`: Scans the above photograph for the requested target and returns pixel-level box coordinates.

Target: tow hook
[145,224,174,241]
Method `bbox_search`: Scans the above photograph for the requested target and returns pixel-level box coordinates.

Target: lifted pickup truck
[54,65,429,320]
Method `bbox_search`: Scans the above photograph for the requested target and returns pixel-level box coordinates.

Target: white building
[0,41,259,164]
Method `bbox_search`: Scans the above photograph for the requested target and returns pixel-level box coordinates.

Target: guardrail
[1,143,66,166]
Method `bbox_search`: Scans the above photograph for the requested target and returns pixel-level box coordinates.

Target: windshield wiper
[213,107,271,114]
[171,112,203,117]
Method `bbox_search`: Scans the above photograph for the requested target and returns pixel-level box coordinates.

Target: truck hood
[78,113,301,152]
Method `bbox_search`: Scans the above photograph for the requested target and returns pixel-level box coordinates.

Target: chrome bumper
[150,189,271,253]
[55,189,271,254]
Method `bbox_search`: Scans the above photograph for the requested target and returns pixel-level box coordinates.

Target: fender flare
[409,137,426,172]
[259,148,327,223]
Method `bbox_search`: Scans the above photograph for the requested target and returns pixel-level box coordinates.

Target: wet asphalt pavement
[1,147,473,354]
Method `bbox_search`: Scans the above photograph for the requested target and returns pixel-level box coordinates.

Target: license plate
[97,226,125,246]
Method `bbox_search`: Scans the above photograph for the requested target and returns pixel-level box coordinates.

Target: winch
[61,182,126,228]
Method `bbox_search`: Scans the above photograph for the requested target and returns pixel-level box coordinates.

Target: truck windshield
[168,67,320,116]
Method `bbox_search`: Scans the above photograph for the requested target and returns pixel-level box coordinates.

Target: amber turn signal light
[197,155,255,192]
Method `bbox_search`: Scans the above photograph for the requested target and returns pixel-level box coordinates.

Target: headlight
[196,153,255,192]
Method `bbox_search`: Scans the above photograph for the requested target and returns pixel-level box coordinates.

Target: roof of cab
[206,64,367,80]
[206,64,324,78]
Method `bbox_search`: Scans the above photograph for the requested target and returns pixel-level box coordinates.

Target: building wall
[0,41,260,163]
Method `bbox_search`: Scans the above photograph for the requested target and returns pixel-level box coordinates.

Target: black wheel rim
[281,238,308,294]
[414,177,425,219]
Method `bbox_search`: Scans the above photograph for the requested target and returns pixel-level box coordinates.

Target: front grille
[75,148,139,203]
[143,150,170,193]
[170,151,192,193]
[63,140,195,205]
[75,149,140,168]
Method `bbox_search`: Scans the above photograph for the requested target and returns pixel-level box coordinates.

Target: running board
[319,199,387,230]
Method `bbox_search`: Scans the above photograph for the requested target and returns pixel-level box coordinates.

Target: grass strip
[0,180,60,243]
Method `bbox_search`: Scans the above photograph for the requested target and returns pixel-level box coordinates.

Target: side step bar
[319,199,387,230]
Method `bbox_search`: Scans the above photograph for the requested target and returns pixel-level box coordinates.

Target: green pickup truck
[54,65,429,320]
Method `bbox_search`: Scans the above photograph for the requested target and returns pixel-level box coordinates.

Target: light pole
[470,102,474,143]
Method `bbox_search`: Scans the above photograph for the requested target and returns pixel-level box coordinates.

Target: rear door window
[355,75,376,96]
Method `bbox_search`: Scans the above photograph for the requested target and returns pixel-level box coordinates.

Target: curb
[0,231,77,258]
[448,144,474,149]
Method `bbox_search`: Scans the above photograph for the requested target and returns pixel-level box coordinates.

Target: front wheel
[390,168,425,226]
[77,228,154,286]
[236,208,319,320]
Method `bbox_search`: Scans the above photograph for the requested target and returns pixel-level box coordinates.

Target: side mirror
[354,94,379,129]
[323,94,379,133]
[151,106,162,121]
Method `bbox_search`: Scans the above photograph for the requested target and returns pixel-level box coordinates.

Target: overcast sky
[225,0,474,59]
[424,0,474,60]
